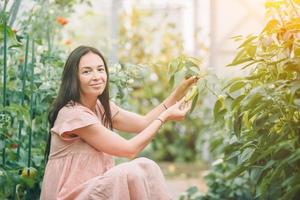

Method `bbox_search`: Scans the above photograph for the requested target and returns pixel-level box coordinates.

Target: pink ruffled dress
[40,100,172,200]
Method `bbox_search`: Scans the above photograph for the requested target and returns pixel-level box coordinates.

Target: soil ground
[159,162,208,199]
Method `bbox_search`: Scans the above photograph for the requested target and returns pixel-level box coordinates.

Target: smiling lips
[90,83,102,86]
[90,83,103,87]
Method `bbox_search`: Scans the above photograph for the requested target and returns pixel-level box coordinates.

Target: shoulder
[51,101,100,136]
[96,99,120,118]
[55,101,96,123]
[60,101,93,114]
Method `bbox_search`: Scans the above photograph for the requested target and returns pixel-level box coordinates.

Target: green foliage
[0,0,119,199]
[204,1,300,199]
[118,5,210,162]
[179,161,252,200]
[167,56,209,113]
[118,3,209,161]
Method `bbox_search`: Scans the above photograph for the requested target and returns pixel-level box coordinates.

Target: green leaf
[0,140,5,150]
[213,98,225,120]
[281,184,300,200]
[245,45,257,57]
[228,57,253,67]
[250,167,263,185]
[262,19,280,34]
[290,80,300,95]
[187,66,200,75]
[227,165,248,179]
[189,92,199,114]
[187,57,202,67]
[242,111,251,129]
[238,147,255,165]
[169,74,175,89]
[186,186,199,195]
[231,94,246,110]
[238,35,257,49]
[228,81,246,93]
[282,172,300,187]
[233,111,242,138]
[185,60,199,69]
[241,59,261,69]
[288,148,300,164]
[222,77,243,90]
[242,92,263,109]
[168,59,179,76]
[0,24,22,47]
[227,48,253,67]
[262,160,275,171]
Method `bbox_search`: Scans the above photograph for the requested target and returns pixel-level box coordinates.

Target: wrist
[163,96,176,109]
[159,111,168,122]
[162,102,168,110]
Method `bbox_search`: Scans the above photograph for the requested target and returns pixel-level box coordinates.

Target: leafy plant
[118,4,210,162]
[208,0,300,199]
[179,160,252,200]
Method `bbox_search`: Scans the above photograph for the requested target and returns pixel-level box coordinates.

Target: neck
[79,95,98,113]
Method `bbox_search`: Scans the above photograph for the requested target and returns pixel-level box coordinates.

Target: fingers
[183,101,192,112]
[177,97,186,105]
[179,100,192,114]
[187,101,192,111]
[191,76,200,83]
[178,97,187,109]
[182,76,197,87]
[172,98,192,119]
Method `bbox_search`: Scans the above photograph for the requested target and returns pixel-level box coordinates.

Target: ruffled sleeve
[51,105,100,140]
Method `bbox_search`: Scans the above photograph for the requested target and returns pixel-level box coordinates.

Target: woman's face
[78,52,107,99]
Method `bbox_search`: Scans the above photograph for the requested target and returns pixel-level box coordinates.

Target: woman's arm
[112,76,198,133]
[73,99,191,159]
[112,99,173,133]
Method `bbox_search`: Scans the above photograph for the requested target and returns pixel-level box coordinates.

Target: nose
[92,70,101,80]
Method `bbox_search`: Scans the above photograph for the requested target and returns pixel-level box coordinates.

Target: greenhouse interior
[0,0,300,199]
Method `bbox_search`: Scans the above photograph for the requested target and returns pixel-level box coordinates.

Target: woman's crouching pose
[40,46,198,200]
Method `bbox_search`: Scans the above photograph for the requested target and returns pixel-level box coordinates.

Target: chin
[97,90,105,96]
[87,91,102,98]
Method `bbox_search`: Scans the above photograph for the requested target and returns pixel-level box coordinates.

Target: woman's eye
[98,68,104,72]
[83,70,90,74]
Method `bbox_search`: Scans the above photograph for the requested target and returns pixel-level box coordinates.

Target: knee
[134,157,160,170]
[126,167,145,184]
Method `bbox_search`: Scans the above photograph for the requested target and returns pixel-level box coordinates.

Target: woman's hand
[169,76,200,103]
[160,98,192,122]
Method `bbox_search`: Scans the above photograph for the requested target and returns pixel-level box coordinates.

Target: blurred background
[1,0,300,199]
[61,0,265,77]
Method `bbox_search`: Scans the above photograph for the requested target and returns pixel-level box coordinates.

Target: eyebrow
[80,65,104,69]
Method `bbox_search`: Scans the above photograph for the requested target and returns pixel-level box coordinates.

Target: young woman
[40,46,198,200]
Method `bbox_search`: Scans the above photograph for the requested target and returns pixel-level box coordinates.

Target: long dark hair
[44,46,113,164]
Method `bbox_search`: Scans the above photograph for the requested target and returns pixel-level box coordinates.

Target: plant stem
[2,12,7,168]
[17,34,29,159]
[46,0,51,54]
[205,81,219,98]
[2,0,9,12]
[22,34,29,105]
[27,39,35,170]
[3,12,7,107]
[8,0,22,26]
